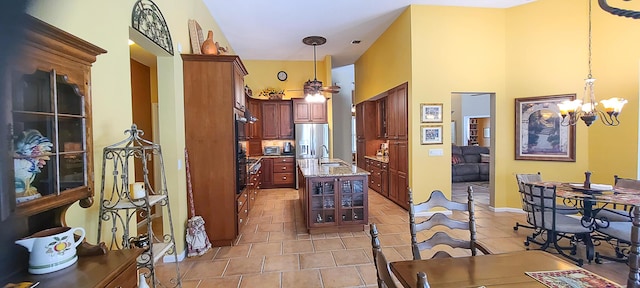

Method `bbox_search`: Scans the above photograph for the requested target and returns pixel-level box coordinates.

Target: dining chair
[408,186,491,260]
[370,223,400,288]
[514,173,579,228]
[521,183,593,266]
[595,175,638,222]
[370,223,432,288]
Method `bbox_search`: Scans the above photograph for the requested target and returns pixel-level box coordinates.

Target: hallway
[156,187,627,287]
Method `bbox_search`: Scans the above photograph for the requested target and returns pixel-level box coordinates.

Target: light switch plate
[429,149,444,156]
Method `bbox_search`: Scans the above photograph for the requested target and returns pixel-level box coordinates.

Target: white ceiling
[204,0,535,67]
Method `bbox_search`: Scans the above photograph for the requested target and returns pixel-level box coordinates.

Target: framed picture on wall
[515,94,576,161]
[420,103,443,123]
[421,125,443,145]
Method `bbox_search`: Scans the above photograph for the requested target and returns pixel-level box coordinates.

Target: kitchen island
[297,158,370,234]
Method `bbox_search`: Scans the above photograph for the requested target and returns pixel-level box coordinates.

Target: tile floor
[155,184,628,287]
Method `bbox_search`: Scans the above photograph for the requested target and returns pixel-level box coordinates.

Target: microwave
[264,146,281,155]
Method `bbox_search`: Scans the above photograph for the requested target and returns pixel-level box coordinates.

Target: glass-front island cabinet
[297,159,369,234]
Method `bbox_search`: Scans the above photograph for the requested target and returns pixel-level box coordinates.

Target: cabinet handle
[377,184,381,187]
[238,201,243,206]
[282,176,287,180]
[245,209,248,213]
[282,159,287,162]
[240,219,243,223]
[282,167,287,170]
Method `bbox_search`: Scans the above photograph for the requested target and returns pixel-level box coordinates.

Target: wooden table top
[390,250,580,288]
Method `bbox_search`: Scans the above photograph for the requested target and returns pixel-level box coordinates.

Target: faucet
[321,145,329,159]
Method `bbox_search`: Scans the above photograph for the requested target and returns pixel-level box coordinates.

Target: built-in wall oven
[236,114,248,194]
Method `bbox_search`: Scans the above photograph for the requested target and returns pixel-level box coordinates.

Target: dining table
[389,250,595,287]
[532,181,640,288]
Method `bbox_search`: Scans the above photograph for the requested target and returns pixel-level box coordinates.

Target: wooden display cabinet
[302,175,368,234]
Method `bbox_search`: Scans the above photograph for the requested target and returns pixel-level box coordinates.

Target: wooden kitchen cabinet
[182,54,248,246]
[388,140,408,209]
[355,101,381,170]
[261,158,274,188]
[262,100,293,139]
[247,97,263,156]
[386,83,408,140]
[293,98,327,123]
[267,156,295,188]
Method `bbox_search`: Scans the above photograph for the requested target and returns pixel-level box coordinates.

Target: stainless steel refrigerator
[295,123,329,189]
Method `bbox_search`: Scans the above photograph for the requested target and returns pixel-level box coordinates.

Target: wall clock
[277,71,287,81]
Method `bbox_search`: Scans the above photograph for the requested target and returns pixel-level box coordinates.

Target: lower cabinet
[366,157,389,198]
[262,156,295,188]
[301,175,368,233]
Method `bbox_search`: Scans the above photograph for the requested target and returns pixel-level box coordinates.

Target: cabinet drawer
[238,201,248,227]
[381,163,388,170]
[105,260,138,288]
[373,160,381,168]
[276,157,294,163]
[237,190,248,211]
[273,172,294,185]
[274,162,294,172]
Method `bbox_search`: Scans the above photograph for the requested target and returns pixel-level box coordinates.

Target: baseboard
[163,249,186,263]
[489,207,525,213]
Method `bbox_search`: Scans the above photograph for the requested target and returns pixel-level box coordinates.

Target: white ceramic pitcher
[15,226,85,274]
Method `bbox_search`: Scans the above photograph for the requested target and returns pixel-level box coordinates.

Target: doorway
[451,93,495,207]
[130,43,162,236]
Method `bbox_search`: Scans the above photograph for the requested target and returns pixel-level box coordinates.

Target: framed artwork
[421,125,443,145]
[420,103,443,123]
[515,94,576,161]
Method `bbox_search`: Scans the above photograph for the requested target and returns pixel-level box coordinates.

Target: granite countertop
[297,158,370,178]
[364,155,389,163]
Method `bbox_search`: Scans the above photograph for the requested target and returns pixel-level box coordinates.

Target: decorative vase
[201,30,218,55]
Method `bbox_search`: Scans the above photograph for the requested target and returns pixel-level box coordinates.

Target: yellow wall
[26,0,231,255]
[409,6,507,204]
[244,60,327,99]
[355,8,412,103]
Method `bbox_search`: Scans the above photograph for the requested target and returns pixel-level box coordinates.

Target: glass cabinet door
[12,69,87,205]
[338,177,366,224]
[309,178,337,226]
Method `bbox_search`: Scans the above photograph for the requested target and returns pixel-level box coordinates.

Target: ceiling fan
[300,36,341,99]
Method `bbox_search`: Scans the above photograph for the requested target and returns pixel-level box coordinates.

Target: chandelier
[558,0,627,126]
[599,0,640,19]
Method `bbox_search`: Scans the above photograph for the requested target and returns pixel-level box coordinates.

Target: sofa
[452,145,490,182]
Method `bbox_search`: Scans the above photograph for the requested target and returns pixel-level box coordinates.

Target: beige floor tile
[225,257,264,276]
[249,242,282,257]
[182,259,228,280]
[357,264,379,286]
[239,272,281,288]
[332,249,371,266]
[215,244,251,259]
[257,222,284,232]
[237,231,270,244]
[282,269,323,288]
[282,239,314,254]
[198,275,241,287]
[300,251,336,269]
[268,231,298,242]
[341,235,371,249]
[263,254,300,272]
[248,215,272,224]
[313,238,345,251]
[320,266,364,288]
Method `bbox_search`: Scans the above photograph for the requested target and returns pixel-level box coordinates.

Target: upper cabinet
[292,98,327,124]
[234,68,246,112]
[262,100,293,140]
[3,15,106,219]
[386,83,408,140]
